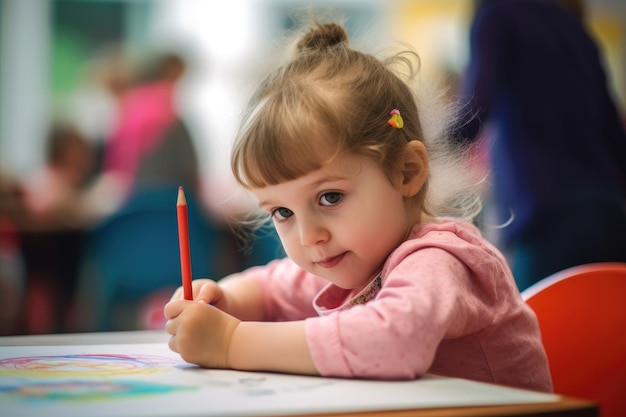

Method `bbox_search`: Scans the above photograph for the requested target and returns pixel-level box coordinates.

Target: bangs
[232,86,343,189]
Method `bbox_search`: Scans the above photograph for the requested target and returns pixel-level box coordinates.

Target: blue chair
[78,186,218,331]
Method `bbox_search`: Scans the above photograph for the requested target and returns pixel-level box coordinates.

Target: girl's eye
[320,192,342,206]
[272,207,294,220]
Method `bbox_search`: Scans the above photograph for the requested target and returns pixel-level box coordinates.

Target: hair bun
[296,22,348,53]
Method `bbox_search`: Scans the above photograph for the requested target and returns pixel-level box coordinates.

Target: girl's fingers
[168,334,179,353]
[196,281,222,304]
[165,318,177,335]
[170,279,215,302]
[164,299,190,319]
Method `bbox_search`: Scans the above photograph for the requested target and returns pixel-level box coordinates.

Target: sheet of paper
[0,343,560,417]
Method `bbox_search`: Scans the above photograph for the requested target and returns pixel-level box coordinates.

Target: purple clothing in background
[453,0,626,244]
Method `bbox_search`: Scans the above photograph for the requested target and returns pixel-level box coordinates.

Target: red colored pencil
[177,186,193,300]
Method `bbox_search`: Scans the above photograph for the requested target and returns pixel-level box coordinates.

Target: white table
[0,331,597,417]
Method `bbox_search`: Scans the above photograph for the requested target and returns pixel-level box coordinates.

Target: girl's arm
[216,274,267,321]
[229,320,317,374]
[164,300,317,375]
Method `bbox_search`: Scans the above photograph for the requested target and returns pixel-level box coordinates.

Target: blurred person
[22,123,96,227]
[102,51,201,198]
[18,122,123,333]
[20,122,124,227]
[452,0,626,290]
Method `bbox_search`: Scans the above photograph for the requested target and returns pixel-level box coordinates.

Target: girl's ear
[400,140,429,198]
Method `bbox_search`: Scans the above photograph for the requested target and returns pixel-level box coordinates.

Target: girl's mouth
[316,252,347,268]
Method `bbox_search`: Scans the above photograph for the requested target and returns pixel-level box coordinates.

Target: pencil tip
[177,186,187,205]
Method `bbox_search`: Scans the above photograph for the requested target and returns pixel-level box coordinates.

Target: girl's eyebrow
[311,175,347,187]
[257,200,274,210]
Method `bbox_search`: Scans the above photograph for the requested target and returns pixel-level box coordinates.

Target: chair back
[521,262,626,417]
[79,186,219,331]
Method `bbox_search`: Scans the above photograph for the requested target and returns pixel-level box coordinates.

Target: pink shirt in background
[103,81,177,186]
[244,220,553,393]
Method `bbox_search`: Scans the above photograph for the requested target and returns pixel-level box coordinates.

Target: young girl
[165,20,553,393]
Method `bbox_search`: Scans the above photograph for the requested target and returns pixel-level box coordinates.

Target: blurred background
[0,0,624,335]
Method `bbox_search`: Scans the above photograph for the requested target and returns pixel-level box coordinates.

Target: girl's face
[252,152,411,290]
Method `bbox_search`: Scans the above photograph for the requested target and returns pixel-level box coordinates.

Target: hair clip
[388,109,404,129]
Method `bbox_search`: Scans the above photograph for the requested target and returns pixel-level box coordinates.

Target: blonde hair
[231,19,483,225]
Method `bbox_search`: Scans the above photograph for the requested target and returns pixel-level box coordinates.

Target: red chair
[522,263,626,417]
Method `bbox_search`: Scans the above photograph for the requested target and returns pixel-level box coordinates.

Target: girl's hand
[164,300,240,368]
[170,279,225,306]
[169,276,265,321]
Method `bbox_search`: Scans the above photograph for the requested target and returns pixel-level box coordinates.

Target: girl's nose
[299,218,330,246]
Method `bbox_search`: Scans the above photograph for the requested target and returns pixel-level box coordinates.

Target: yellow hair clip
[387,109,404,129]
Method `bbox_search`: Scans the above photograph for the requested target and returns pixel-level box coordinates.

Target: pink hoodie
[244,220,553,393]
